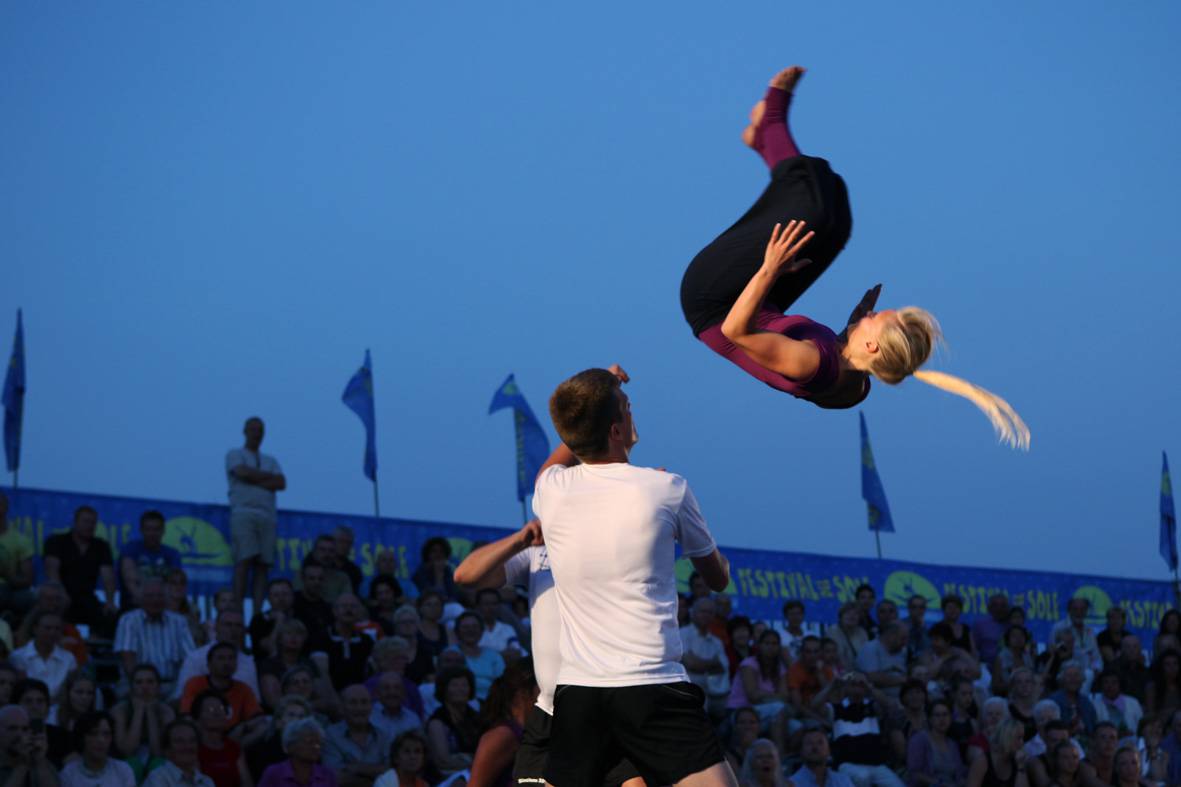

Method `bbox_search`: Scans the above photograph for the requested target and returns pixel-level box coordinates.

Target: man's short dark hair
[549,369,622,459]
[73,505,98,523]
[1044,720,1071,734]
[192,690,228,717]
[207,642,237,664]
[800,635,821,649]
[928,622,954,642]
[1094,721,1118,736]
[475,587,500,604]
[162,718,201,750]
[267,577,294,593]
[301,558,325,576]
[1097,669,1121,689]
[72,711,114,753]
[941,595,963,610]
[855,584,875,597]
[140,510,166,528]
[783,600,805,615]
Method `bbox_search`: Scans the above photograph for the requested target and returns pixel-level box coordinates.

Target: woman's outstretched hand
[845,284,883,328]
[762,220,815,276]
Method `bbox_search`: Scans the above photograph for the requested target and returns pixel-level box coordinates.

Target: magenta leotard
[698,310,845,400]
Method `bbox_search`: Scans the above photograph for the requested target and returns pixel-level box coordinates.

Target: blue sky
[3,2,1179,580]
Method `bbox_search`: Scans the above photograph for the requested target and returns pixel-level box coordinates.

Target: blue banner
[3,485,1173,648]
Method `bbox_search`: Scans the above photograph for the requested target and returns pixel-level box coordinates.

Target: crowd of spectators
[2,469,1181,786]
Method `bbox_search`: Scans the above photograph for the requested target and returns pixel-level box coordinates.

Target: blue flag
[1162,451,1177,572]
[489,374,551,502]
[2,310,25,474]
[341,350,377,482]
[860,412,894,533]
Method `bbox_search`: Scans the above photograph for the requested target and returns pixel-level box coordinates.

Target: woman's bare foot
[770,65,806,93]
[742,100,766,148]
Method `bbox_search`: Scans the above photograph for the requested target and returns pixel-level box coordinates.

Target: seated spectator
[681,596,731,720]
[739,738,785,787]
[365,637,425,720]
[175,611,260,701]
[1079,722,1119,786]
[388,606,431,684]
[1116,637,1148,704]
[1136,716,1169,787]
[370,671,422,741]
[789,728,856,787]
[308,594,374,693]
[257,620,321,712]
[966,697,1011,764]
[1092,669,1143,739]
[474,588,519,659]
[878,600,900,629]
[1157,613,1181,659]
[453,612,504,702]
[11,611,77,699]
[727,629,790,749]
[258,718,335,787]
[249,579,296,662]
[939,596,976,657]
[724,707,761,775]
[947,676,980,752]
[332,527,363,595]
[367,576,403,635]
[412,537,456,601]
[245,694,310,783]
[13,678,72,769]
[1044,740,1080,787]
[1051,662,1098,738]
[415,592,451,669]
[292,561,334,637]
[908,699,967,787]
[1009,669,1041,741]
[323,685,392,787]
[906,596,932,662]
[829,602,869,672]
[1052,599,1102,672]
[1097,608,1128,667]
[368,549,400,597]
[143,719,214,787]
[1024,700,1066,758]
[114,578,195,696]
[856,622,908,700]
[965,719,1029,787]
[48,670,97,734]
[1026,720,1073,787]
[727,617,755,680]
[426,667,480,776]
[1145,649,1181,720]
[374,730,430,787]
[59,710,136,787]
[279,666,338,724]
[468,660,537,787]
[193,692,252,787]
[0,703,58,787]
[896,680,930,754]
[770,600,819,662]
[973,595,1011,667]
[856,584,879,640]
[1112,746,1144,787]
[297,536,350,604]
[0,491,35,619]
[789,636,836,723]
[180,645,265,741]
[203,591,238,645]
[1036,629,1074,696]
[924,623,980,685]
[112,663,176,781]
[164,568,207,648]
[119,511,183,611]
[43,505,118,639]
[819,672,905,787]
[993,626,1035,697]
[419,650,468,719]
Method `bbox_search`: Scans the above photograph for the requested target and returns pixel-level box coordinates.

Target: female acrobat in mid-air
[679,66,1029,449]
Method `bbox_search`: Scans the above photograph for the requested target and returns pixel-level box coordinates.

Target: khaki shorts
[230,509,276,564]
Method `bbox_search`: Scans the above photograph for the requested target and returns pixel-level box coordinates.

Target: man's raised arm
[454,520,544,590]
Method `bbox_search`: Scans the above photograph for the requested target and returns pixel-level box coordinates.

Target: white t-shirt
[533,463,717,688]
[478,620,518,653]
[225,448,282,516]
[504,546,559,713]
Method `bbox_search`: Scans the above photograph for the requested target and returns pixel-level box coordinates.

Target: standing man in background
[226,416,286,611]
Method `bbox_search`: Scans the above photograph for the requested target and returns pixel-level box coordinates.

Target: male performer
[532,364,735,787]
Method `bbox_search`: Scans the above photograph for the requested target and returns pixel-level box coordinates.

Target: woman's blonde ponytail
[912,369,1030,450]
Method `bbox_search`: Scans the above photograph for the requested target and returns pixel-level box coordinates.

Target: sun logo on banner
[884,570,940,610]
[1072,585,1113,626]
[163,517,232,567]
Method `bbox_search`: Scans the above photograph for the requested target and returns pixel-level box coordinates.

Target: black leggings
[680,154,852,336]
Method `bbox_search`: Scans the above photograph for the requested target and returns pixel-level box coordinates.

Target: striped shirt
[114,609,196,685]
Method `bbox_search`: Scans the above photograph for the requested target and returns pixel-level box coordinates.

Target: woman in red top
[680,66,1028,449]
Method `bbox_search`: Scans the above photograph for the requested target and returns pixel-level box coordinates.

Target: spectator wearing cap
[174,610,260,701]
[119,511,183,611]
[114,578,195,696]
[43,505,118,638]
[142,719,214,787]
[412,538,455,601]
[10,612,77,699]
[179,644,266,741]
[1051,599,1102,672]
[0,491,36,619]
[1091,669,1142,738]
[972,594,1011,666]
[322,685,391,787]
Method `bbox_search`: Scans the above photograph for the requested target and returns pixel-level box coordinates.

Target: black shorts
[544,683,725,787]
[514,705,640,786]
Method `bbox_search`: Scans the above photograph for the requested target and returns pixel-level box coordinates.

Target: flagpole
[874,528,882,560]
[372,478,381,519]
